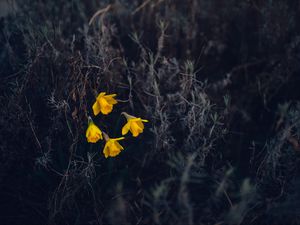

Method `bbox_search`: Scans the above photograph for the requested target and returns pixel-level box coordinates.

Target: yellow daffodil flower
[92,92,118,115]
[102,132,125,158]
[121,112,148,137]
[86,121,103,143]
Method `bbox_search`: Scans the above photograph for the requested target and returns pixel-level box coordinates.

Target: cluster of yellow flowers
[85,92,148,158]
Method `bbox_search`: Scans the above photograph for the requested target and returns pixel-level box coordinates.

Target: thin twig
[132,0,152,15]
[89,4,112,26]
[26,114,42,150]
[223,190,233,207]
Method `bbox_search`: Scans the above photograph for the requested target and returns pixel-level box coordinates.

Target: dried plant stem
[89,4,112,26]
[132,0,152,15]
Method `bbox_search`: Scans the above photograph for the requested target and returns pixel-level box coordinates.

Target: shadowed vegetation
[1,0,300,224]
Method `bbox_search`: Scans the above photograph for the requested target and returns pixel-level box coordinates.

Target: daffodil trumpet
[86,117,103,143]
[102,131,125,158]
[121,112,148,137]
[92,92,118,115]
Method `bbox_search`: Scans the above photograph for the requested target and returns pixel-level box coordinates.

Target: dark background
[1,0,300,224]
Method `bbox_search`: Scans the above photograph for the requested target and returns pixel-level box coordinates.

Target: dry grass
[1,1,300,224]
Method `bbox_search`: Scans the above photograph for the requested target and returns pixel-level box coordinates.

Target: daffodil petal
[122,122,131,135]
[136,120,144,130]
[114,137,125,141]
[114,141,124,151]
[103,138,124,158]
[104,95,118,104]
[111,141,122,152]
[98,92,106,98]
[130,122,142,137]
[86,123,102,143]
[104,94,117,99]
[92,101,101,116]
[86,126,91,138]
[103,143,110,158]
[99,97,113,114]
